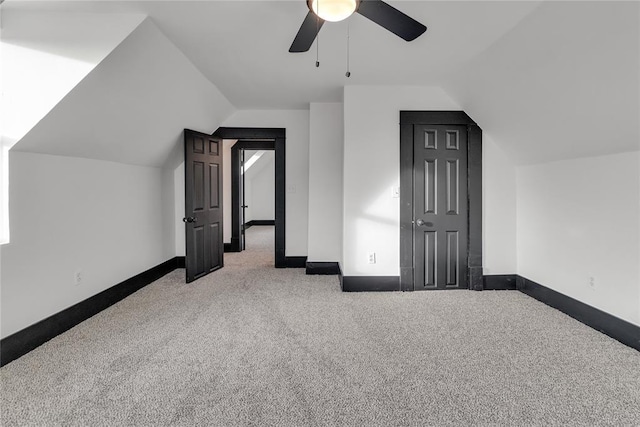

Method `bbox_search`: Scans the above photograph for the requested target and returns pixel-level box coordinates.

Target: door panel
[184,130,224,283]
[192,225,206,277]
[423,230,436,287]
[446,231,459,286]
[210,164,219,208]
[193,162,205,212]
[424,159,436,214]
[414,125,468,290]
[209,223,221,271]
[446,159,459,214]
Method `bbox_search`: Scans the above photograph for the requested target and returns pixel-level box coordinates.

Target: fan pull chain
[345,22,351,77]
[315,3,320,67]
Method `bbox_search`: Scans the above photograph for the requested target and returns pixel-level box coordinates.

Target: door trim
[230,140,275,252]
[213,127,286,268]
[399,111,483,291]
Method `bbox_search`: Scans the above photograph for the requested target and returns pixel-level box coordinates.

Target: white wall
[222,147,275,244]
[308,103,344,263]
[172,162,186,257]
[245,151,275,222]
[342,86,518,276]
[0,10,144,245]
[7,18,235,258]
[517,151,640,327]
[343,86,458,276]
[0,245,3,333]
[14,19,235,168]
[1,152,166,338]
[221,110,310,256]
[483,136,517,275]
[0,10,145,147]
[1,15,236,336]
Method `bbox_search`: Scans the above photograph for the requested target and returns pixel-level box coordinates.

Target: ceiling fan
[289,0,427,53]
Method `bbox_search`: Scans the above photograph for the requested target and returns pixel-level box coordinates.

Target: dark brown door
[413,125,468,289]
[240,150,247,250]
[184,130,223,283]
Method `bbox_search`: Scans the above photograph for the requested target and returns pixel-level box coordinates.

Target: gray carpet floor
[2,226,640,426]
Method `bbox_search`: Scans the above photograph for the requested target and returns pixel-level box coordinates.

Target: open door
[184,129,223,283]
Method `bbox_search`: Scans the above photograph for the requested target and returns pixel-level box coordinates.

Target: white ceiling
[443,1,640,164]
[5,1,542,109]
[6,1,637,166]
[13,18,235,167]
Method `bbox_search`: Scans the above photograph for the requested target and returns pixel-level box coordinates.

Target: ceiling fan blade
[289,11,325,53]
[357,0,426,42]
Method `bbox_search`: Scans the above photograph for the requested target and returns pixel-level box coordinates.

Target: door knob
[182,217,197,223]
[415,219,433,227]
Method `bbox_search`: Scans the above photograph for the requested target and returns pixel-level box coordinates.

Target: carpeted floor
[2,226,640,426]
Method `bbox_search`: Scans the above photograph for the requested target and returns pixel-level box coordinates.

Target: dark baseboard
[341,276,400,292]
[175,256,185,268]
[284,256,307,268]
[229,237,241,253]
[470,267,484,291]
[484,274,517,290]
[518,276,640,352]
[0,257,183,367]
[244,220,275,229]
[305,262,340,275]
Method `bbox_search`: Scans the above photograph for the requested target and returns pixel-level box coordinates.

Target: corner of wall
[482,135,518,275]
[516,151,640,326]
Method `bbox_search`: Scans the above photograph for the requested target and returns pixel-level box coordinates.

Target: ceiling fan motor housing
[307,0,361,22]
[290,0,427,53]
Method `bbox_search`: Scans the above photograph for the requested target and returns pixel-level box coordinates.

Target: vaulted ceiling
[3,1,638,166]
[4,0,541,109]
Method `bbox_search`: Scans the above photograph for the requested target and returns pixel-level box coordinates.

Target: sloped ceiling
[141,0,542,109]
[13,18,235,167]
[444,1,640,165]
[0,10,146,146]
[245,150,275,180]
[5,1,542,109]
[6,1,638,166]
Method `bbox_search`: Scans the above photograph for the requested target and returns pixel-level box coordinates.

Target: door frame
[399,111,483,291]
[231,140,275,252]
[213,127,286,268]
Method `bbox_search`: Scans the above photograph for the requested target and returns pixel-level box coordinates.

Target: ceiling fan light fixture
[309,0,358,22]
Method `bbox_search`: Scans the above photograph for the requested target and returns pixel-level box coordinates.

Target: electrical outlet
[588,276,596,289]
[74,270,83,286]
[368,252,376,264]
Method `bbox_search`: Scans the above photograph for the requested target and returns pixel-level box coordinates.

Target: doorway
[231,141,275,252]
[399,112,483,291]
[240,149,276,250]
[213,127,286,268]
